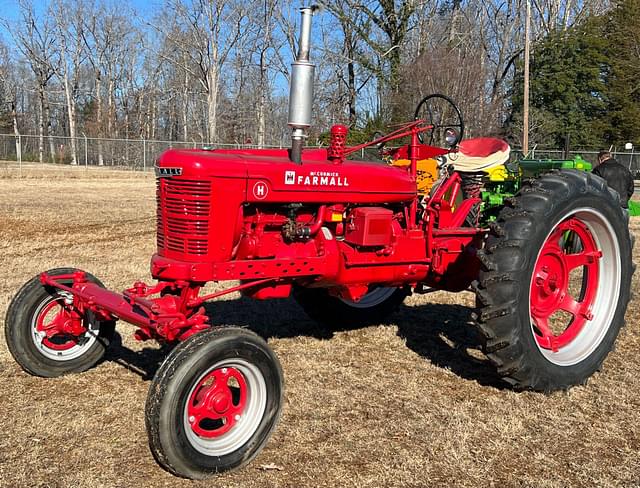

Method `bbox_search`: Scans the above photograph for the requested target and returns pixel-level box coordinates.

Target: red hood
[157,148,416,204]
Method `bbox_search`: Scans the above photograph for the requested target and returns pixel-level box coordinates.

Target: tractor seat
[449,137,510,173]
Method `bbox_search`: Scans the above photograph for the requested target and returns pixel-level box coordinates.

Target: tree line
[0,0,634,165]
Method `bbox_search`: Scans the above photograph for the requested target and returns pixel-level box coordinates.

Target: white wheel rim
[338,287,397,308]
[183,358,267,456]
[529,207,622,366]
[30,292,99,362]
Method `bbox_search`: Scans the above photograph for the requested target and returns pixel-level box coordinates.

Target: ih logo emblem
[253,181,269,200]
[285,171,296,185]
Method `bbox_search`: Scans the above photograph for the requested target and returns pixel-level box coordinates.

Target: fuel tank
[156,147,416,204]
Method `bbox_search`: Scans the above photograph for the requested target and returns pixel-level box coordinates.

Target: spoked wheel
[530,214,615,362]
[293,286,408,328]
[474,170,632,391]
[145,327,283,479]
[414,94,465,146]
[4,268,115,377]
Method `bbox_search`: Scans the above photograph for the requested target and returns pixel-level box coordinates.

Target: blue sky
[0,1,342,101]
[0,0,155,24]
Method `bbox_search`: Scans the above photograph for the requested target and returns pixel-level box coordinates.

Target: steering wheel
[413,94,464,146]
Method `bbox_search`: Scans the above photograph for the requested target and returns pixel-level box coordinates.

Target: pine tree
[603,0,640,146]
[508,17,610,149]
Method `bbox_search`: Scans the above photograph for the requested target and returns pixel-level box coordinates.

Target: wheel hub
[530,217,601,352]
[187,367,247,438]
[35,298,84,351]
[533,255,566,310]
[209,391,231,414]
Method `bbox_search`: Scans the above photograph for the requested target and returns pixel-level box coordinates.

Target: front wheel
[4,268,115,377]
[474,170,633,391]
[145,327,283,479]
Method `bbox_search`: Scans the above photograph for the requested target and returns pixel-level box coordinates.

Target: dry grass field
[1,164,639,487]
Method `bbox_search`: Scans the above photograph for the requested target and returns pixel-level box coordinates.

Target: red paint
[40,118,491,344]
[328,124,348,163]
[530,218,601,351]
[36,300,79,351]
[187,367,247,438]
[458,138,509,157]
[344,207,393,247]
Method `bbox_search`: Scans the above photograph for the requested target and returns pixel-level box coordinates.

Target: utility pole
[523,0,531,156]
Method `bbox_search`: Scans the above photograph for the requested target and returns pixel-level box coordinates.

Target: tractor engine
[152,143,433,302]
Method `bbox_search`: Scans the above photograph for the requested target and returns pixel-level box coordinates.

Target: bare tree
[155,0,250,143]
[51,0,89,165]
[255,0,278,147]
[83,2,138,163]
[0,41,21,160]
[324,0,419,120]
[9,0,57,162]
[531,0,609,34]
[322,0,376,127]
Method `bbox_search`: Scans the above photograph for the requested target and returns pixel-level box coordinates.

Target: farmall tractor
[4,6,633,480]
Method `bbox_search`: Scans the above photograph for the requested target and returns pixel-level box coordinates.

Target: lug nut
[189,415,196,423]
[234,414,241,421]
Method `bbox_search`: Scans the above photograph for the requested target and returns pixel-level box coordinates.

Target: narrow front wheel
[4,268,115,377]
[145,327,283,479]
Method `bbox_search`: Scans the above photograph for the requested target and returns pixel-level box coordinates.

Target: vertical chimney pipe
[288,6,318,163]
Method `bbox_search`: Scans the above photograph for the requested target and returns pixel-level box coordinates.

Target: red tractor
[4,6,633,480]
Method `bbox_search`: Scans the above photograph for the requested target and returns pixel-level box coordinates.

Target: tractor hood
[156,148,416,204]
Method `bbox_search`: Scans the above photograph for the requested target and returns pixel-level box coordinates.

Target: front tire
[293,286,408,328]
[4,267,115,377]
[474,170,632,391]
[145,327,283,479]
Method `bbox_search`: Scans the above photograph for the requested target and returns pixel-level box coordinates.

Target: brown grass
[1,167,640,488]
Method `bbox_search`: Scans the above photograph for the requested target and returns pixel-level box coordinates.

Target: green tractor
[479,155,638,222]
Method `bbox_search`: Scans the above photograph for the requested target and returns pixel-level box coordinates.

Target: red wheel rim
[186,367,248,438]
[530,217,602,352]
[36,299,77,351]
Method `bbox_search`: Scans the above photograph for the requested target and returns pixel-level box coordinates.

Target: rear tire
[293,286,408,328]
[4,268,115,377]
[145,327,283,479]
[474,170,632,391]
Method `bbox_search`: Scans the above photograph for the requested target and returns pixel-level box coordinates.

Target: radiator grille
[157,178,211,255]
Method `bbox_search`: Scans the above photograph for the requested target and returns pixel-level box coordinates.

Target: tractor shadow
[104,296,504,388]
[205,296,506,389]
[104,332,172,381]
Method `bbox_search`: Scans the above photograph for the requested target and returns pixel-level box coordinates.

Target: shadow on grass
[104,332,173,381]
[106,295,505,389]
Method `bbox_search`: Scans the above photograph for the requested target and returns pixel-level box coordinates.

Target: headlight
[445,128,460,146]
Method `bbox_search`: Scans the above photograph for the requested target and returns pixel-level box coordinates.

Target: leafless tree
[254,0,278,147]
[51,0,89,165]
[8,0,57,162]
[83,2,140,163]
[0,41,21,159]
[155,0,251,142]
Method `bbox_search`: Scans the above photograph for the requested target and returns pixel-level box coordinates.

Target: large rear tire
[293,286,408,328]
[474,170,632,391]
[145,327,283,479]
[4,268,115,377]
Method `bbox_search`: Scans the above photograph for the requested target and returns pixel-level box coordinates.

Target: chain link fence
[2,133,640,178]
[0,133,287,172]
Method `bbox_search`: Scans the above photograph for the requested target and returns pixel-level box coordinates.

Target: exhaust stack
[288,6,318,164]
